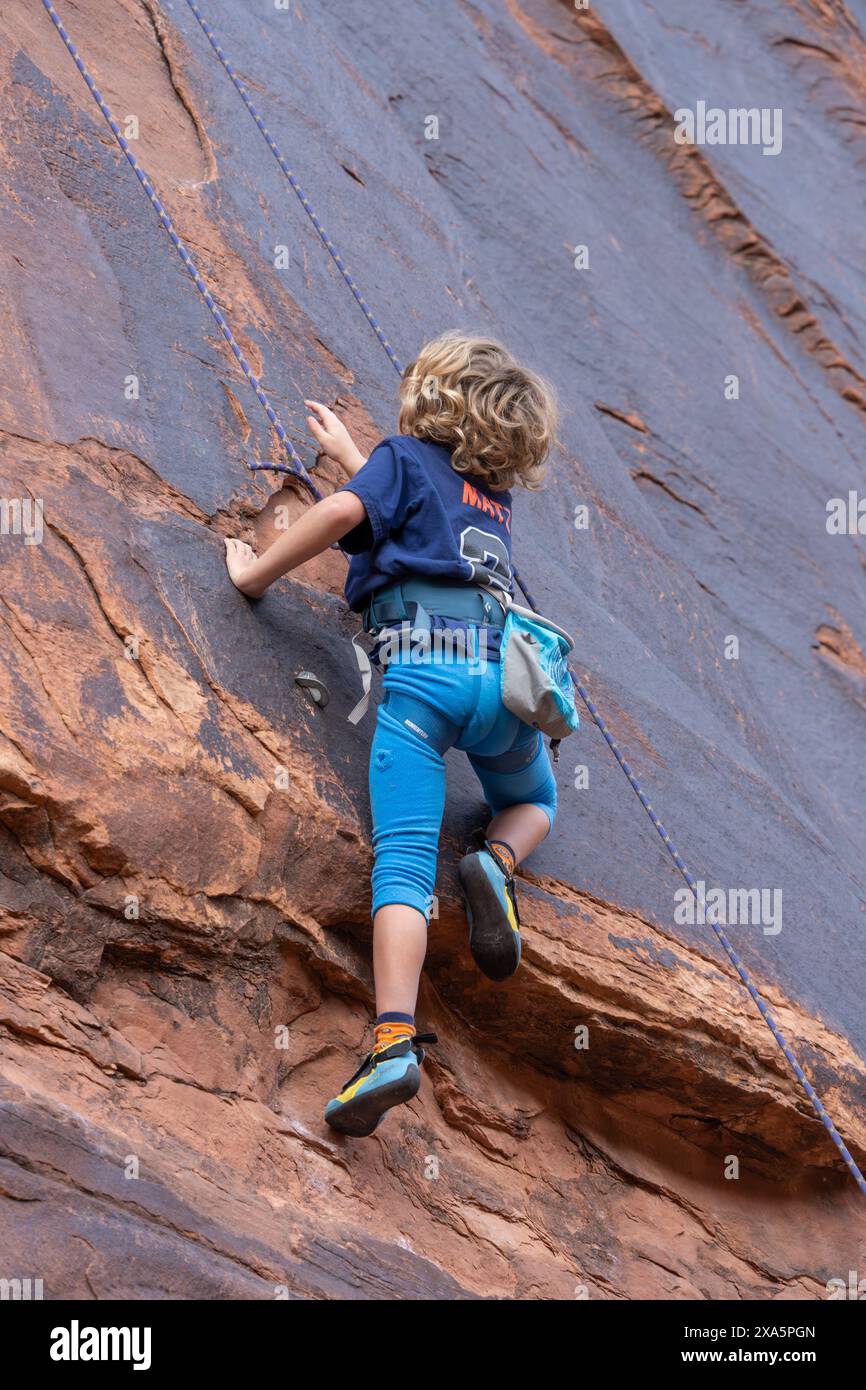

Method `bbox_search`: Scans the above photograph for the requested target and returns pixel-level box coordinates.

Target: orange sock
[373,1019,415,1052]
[488,839,516,877]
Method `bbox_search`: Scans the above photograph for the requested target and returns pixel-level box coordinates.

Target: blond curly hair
[397,332,557,491]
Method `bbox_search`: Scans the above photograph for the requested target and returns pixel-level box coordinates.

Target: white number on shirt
[459,526,512,589]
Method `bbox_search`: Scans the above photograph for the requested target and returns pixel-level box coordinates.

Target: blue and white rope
[184,0,404,376]
[41,0,321,496]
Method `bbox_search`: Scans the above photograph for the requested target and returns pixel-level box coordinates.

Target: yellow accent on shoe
[335,1062,377,1105]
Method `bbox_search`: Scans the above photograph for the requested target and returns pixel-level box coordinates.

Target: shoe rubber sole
[458,853,521,982]
[325,1066,421,1137]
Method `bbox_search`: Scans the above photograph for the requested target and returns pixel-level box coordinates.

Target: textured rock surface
[1,0,865,1299]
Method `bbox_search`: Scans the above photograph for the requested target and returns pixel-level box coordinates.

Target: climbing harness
[347,576,506,725]
[44,0,866,1197]
[39,0,320,498]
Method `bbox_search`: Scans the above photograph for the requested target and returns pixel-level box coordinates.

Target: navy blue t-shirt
[338,435,514,612]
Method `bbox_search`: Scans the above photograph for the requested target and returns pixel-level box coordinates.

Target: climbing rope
[43,0,865,1195]
[184,0,405,376]
[184,0,866,1196]
[41,0,321,497]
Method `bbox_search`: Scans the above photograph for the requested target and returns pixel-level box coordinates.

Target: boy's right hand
[305,400,366,476]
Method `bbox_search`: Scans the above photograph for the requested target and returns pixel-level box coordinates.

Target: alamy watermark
[674,101,783,157]
[826,1270,866,1300]
[0,496,43,545]
[674,880,782,936]
[50,1321,151,1370]
[374,622,492,673]
[826,491,866,535]
[0,1276,43,1300]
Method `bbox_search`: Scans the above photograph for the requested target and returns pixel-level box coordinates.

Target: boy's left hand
[224,537,264,596]
[305,400,366,476]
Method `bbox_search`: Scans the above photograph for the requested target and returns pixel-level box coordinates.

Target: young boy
[225,332,558,1136]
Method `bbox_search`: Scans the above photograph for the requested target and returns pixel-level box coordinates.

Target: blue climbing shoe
[324,1033,437,1137]
[458,840,522,981]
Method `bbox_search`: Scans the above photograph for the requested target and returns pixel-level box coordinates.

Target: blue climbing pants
[368,644,558,920]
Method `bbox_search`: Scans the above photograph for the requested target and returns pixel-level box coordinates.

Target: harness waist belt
[364,578,506,632]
